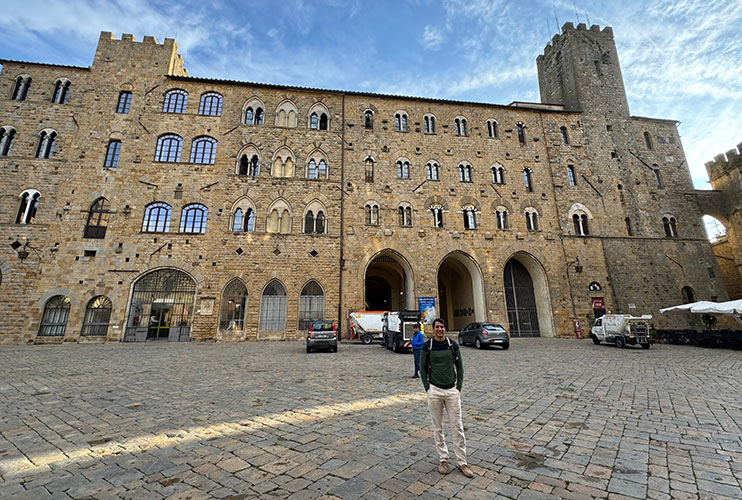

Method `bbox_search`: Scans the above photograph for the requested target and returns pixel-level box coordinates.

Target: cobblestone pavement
[1,339,741,499]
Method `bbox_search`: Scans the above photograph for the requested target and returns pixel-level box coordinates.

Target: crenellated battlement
[705,143,742,181]
[539,22,614,60]
[92,31,187,77]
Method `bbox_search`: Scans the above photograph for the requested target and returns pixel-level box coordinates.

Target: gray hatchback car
[458,322,510,350]
[306,321,338,353]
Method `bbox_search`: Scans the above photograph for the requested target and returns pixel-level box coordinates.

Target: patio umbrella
[660,299,742,323]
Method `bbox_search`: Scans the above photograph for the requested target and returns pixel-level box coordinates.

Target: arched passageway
[364,251,414,311]
[437,252,485,330]
[503,253,554,337]
[125,269,197,342]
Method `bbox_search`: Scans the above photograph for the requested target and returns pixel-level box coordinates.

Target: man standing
[420,317,473,478]
[411,323,425,378]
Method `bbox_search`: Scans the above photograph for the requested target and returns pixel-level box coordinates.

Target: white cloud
[422,25,444,50]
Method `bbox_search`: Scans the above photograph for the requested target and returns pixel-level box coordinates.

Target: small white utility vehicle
[591,314,652,349]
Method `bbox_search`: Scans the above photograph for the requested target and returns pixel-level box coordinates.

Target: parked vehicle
[382,310,421,353]
[591,314,652,349]
[458,322,510,349]
[349,311,386,344]
[306,320,337,353]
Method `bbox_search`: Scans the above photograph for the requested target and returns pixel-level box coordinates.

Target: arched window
[525,208,539,231]
[560,126,569,145]
[304,211,314,234]
[398,205,412,227]
[51,79,71,104]
[523,168,533,192]
[220,279,248,330]
[245,107,254,124]
[662,215,678,238]
[318,160,327,178]
[430,204,444,228]
[82,296,112,336]
[573,213,589,236]
[260,280,287,331]
[487,119,499,138]
[365,156,374,183]
[567,165,576,186]
[397,160,410,179]
[454,118,468,136]
[142,202,171,232]
[299,281,325,330]
[304,210,326,234]
[11,76,32,101]
[310,113,318,129]
[198,92,223,116]
[16,189,40,224]
[274,100,298,127]
[589,282,602,292]
[307,159,317,179]
[163,89,188,113]
[272,148,295,178]
[231,207,256,233]
[104,140,122,168]
[116,91,132,114]
[496,207,509,230]
[35,131,57,158]
[516,122,526,143]
[653,166,663,189]
[681,286,695,304]
[492,164,505,184]
[625,217,633,236]
[644,131,653,150]
[179,204,208,233]
[154,134,182,162]
[395,112,408,132]
[462,205,476,229]
[38,295,70,336]
[189,136,217,164]
[267,201,291,234]
[459,163,472,182]
[364,110,374,129]
[0,126,16,156]
[426,161,439,181]
[255,108,265,125]
[365,203,379,226]
[318,113,328,130]
[84,198,110,239]
[238,153,260,177]
[424,115,436,134]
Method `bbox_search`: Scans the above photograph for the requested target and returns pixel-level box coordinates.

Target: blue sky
[1,0,740,194]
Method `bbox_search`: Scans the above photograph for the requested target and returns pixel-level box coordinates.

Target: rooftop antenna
[553,5,561,33]
[574,1,580,23]
[546,16,552,38]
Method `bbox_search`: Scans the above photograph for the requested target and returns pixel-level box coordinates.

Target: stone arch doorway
[437,252,486,330]
[503,253,554,337]
[124,269,197,342]
[364,250,415,311]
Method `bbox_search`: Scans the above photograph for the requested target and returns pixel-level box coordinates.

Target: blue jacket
[411,330,425,350]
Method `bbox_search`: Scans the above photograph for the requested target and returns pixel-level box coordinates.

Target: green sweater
[420,339,464,391]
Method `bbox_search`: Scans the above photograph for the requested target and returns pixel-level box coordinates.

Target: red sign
[573,318,583,339]
[592,297,605,309]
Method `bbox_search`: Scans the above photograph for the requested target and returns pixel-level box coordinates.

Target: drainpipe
[338,93,346,339]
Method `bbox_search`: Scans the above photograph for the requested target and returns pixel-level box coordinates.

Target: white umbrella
[660,300,742,323]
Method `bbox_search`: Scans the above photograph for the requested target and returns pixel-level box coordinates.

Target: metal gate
[124,269,196,342]
[504,260,540,337]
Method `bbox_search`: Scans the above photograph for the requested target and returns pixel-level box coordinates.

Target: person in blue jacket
[411,323,425,378]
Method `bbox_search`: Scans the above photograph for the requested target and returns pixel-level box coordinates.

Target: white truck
[382,310,422,353]
[349,311,386,344]
[591,314,652,349]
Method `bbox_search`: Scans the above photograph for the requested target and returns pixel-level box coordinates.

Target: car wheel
[458,335,464,345]
[640,343,650,349]
[332,344,338,352]
[591,335,601,345]
[475,338,482,349]
[362,334,373,345]
[306,346,311,353]
[392,340,398,353]
[502,343,509,350]
[615,336,625,348]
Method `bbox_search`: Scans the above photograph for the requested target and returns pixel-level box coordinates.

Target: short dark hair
[432,317,447,329]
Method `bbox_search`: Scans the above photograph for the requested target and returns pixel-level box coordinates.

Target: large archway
[364,250,414,311]
[503,253,554,337]
[437,252,486,330]
[124,269,197,342]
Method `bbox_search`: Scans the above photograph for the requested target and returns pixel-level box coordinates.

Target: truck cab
[382,310,421,353]
[591,314,652,349]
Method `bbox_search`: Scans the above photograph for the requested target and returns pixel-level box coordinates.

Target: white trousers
[426,385,467,465]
